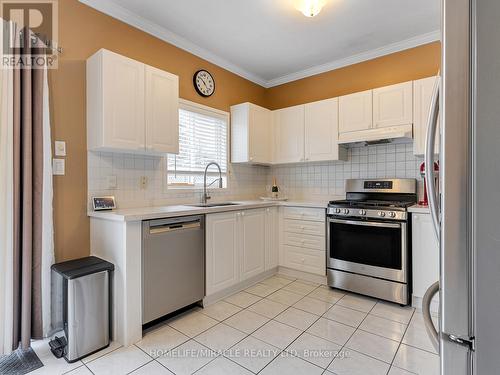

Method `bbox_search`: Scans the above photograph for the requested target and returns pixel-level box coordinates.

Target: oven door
[327,218,407,283]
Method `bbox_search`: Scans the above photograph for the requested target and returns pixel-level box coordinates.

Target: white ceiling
[80,0,440,87]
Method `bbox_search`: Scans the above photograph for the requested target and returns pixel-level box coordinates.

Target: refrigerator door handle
[422,75,441,354]
[425,76,441,241]
[423,280,440,352]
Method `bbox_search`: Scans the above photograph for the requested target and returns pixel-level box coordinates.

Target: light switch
[52,158,65,175]
[54,141,66,156]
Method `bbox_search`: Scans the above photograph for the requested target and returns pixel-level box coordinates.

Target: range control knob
[388,212,396,218]
[343,209,350,215]
[335,208,341,214]
[358,209,367,216]
[378,211,386,217]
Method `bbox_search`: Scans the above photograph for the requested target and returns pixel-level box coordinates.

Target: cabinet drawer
[283,207,325,222]
[283,245,326,276]
[284,219,325,236]
[283,232,325,251]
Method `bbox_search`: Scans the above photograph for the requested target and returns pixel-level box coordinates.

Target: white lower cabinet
[280,207,326,276]
[412,212,440,309]
[206,207,276,296]
[240,209,266,281]
[265,207,279,270]
[206,211,240,296]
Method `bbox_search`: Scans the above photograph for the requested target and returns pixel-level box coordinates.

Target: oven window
[330,221,402,270]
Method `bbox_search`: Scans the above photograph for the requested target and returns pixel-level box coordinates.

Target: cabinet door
[413,76,440,155]
[206,212,239,295]
[273,105,305,164]
[145,66,179,154]
[305,98,345,162]
[249,104,272,163]
[373,81,413,129]
[240,209,266,281]
[339,90,372,134]
[102,50,145,151]
[412,214,440,303]
[265,207,279,270]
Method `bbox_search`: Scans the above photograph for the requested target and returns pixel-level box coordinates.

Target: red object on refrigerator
[419,161,439,206]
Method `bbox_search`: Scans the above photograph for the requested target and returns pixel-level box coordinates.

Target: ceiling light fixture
[297,0,326,17]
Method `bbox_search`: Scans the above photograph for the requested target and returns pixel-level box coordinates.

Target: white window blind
[167,103,228,188]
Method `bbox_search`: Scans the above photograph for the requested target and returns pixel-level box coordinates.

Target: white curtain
[41,67,55,337]
[0,22,15,355]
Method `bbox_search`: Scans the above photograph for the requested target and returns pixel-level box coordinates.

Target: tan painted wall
[265,42,441,109]
[51,0,267,261]
[52,1,440,262]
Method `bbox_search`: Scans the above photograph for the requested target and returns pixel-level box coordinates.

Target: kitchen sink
[188,202,241,208]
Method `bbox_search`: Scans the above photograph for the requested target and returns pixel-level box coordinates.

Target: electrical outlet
[52,159,65,175]
[140,176,148,190]
[106,175,117,189]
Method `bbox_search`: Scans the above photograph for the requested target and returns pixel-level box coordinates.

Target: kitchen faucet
[202,162,223,204]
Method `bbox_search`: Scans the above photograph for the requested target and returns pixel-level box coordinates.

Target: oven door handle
[328,218,401,229]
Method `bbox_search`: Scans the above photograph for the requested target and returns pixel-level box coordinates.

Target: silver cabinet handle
[422,281,440,352]
[425,75,441,242]
[149,221,201,234]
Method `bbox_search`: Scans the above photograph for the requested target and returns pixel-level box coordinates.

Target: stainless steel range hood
[338,124,413,145]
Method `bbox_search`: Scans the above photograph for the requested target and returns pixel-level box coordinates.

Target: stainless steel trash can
[51,256,114,362]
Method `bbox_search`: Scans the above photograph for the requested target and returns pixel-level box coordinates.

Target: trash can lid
[51,256,114,279]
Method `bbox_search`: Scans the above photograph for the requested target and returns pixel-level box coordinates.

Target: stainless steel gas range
[327,178,417,305]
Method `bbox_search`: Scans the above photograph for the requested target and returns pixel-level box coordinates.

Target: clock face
[194,70,215,97]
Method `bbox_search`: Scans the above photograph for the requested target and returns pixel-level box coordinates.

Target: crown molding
[79,0,440,88]
[266,30,441,87]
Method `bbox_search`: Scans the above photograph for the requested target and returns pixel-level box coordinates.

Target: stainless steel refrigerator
[422,0,500,373]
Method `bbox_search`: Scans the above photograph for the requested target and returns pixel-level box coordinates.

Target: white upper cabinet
[373,81,413,129]
[87,49,179,154]
[339,90,373,134]
[305,98,347,162]
[413,76,440,155]
[145,65,179,154]
[273,105,305,164]
[87,49,145,152]
[230,103,272,164]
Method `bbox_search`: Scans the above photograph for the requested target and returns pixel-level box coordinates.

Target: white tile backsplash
[88,152,269,209]
[269,142,424,201]
[87,142,424,209]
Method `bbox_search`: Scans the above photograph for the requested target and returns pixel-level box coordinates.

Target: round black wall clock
[193,69,216,97]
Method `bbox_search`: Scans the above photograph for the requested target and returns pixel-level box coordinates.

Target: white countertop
[88,199,333,222]
[408,204,431,214]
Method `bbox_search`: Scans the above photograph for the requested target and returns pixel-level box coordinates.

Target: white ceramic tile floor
[224,309,270,334]
[323,304,367,328]
[245,283,281,298]
[198,300,242,321]
[32,274,439,375]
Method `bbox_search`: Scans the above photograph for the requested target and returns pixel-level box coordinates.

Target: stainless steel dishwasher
[142,215,205,325]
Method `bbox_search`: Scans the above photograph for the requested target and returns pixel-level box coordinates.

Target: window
[167,101,228,189]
